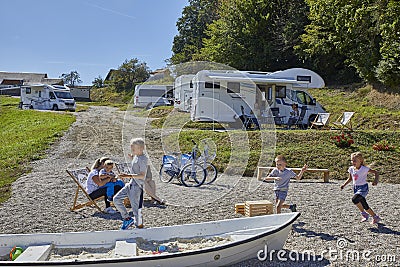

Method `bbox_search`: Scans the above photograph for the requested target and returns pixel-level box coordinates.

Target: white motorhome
[190,68,326,125]
[133,84,173,109]
[174,74,195,112]
[19,84,76,111]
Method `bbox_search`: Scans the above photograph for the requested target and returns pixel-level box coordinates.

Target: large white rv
[190,68,326,125]
[174,74,195,112]
[19,84,76,111]
[133,84,173,109]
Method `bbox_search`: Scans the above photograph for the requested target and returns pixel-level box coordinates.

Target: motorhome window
[190,81,193,88]
[38,91,42,98]
[138,89,165,97]
[205,82,213,88]
[227,82,240,94]
[55,91,74,99]
[275,86,286,98]
[297,76,312,82]
[304,92,314,105]
[205,82,220,89]
[49,92,56,99]
[25,88,31,94]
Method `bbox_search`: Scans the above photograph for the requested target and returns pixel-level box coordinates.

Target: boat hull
[0,212,300,266]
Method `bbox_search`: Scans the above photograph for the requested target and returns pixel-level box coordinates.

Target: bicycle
[159,143,206,187]
[195,139,218,185]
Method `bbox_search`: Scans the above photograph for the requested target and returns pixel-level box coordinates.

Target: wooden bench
[257,166,330,182]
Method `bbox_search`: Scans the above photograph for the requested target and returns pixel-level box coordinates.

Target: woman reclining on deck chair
[86,157,123,214]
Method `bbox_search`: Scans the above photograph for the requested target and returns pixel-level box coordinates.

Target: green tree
[300,0,400,89]
[375,0,400,89]
[107,58,150,92]
[92,76,104,88]
[60,71,82,87]
[170,0,219,64]
[197,0,309,71]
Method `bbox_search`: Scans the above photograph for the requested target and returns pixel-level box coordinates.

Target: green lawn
[164,129,399,184]
[0,96,76,203]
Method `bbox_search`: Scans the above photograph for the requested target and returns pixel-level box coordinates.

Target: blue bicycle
[159,141,206,187]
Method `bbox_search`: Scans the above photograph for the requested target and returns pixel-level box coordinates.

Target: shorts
[353,183,369,198]
[274,190,288,201]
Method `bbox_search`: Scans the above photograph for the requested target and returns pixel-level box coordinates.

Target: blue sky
[0,0,188,85]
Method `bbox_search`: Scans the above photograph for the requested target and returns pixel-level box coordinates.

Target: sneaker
[136,224,144,229]
[121,217,135,230]
[289,204,297,212]
[360,211,369,222]
[104,207,117,214]
[371,215,381,224]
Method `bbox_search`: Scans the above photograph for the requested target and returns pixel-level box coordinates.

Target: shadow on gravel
[369,224,400,236]
[292,222,353,243]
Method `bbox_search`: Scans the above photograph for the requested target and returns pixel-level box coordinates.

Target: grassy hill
[0,96,75,203]
[146,85,400,183]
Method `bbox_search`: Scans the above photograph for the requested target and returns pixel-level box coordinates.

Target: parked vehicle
[190,68,326,126]
[19,84,76,111]
[174,74,195,112]
[133,84,173,109]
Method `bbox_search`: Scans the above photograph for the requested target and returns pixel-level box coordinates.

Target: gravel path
[0,106,399,266]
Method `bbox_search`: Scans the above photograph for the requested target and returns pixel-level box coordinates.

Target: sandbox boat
[0,212,300,267]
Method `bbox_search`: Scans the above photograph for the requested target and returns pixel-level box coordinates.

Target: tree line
[170,0,400,90]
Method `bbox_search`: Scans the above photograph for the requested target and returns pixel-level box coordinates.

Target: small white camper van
[19,84,76,111]
[133,84,173,109]
[190,68,326,125]
[174,74,195,112]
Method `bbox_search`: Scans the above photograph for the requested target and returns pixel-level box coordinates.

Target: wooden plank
[257,166,329,182]
[15,244,53,261]
[114,240,138,257]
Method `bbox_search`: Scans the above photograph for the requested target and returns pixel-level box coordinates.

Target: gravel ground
[0,106,399,266]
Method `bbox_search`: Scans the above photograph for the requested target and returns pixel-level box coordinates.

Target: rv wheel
[29,105,34,109]
[52,105,59,111]
[145,103,153,110]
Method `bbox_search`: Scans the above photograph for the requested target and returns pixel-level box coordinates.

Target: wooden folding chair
[331,112,355,130]
[310,113,331,129]
[66,168,104,212]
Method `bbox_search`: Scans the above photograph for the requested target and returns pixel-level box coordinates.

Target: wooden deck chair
[66,168,104,212]
[332,112,355,130]
[310,113,331,129]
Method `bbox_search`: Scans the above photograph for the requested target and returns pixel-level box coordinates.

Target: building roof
[0,71,63,85]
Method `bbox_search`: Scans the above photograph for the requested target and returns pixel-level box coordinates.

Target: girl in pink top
[340,152,381,224]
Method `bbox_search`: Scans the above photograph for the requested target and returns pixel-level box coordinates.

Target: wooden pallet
[244,200,273,217]
[235,203,245,215]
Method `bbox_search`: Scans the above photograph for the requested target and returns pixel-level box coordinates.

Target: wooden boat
[0,212,300,266]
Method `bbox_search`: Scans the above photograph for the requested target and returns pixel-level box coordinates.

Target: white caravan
[174,74,195,112]
[19,84,76,111]
[133,84,173,109]
[190,68,326,125]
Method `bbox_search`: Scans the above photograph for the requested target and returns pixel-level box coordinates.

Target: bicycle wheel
[204,162,218,185]
[180,163,206,187]
[159,164,175,183]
